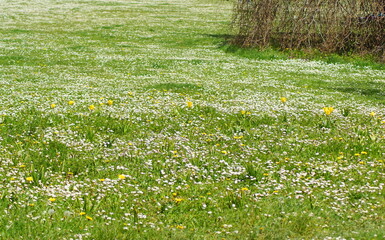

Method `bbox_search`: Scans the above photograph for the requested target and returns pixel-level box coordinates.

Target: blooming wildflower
[19,165,26,168]
[354,153,360,157]
[118,174,126,180]
[86,216,93,221]
[176,225,185,229]
[359,161,365,165]
[221,150,228,154]
[174,198,183,203]
[172,193,177,197]
[370,112,376,117]
[48,198,56,202]
[233,136,243,139]
[88,105,95,111]
[107,100,113,106]
[323,107,334,115]
[361,151,368,155]
[186,101,193,108]
[240,110,246,115]
[26,177,33,182]
[68,101,75,105]
[50,104,56,109]
[241,187,249,191]
[79,212,86,216]
[280,97,287,103]
[99,179,105,182]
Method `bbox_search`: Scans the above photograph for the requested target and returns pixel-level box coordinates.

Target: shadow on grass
[331,86,385,102]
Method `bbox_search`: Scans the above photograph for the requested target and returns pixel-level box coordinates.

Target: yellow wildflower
[176,225,185,229]
[48,198,56,202]
[174,198,183,203]
[68,101,75,105]
[86,216,93,221]
[280,97,287,103]
[186,101,193,108]
[79,212,86,216]
[50,104,56,109]
[107,100,113,106]
[26,177,33,182]
[240,110,246,115]
[118,174,126,180]
[370,112,376,117]
[88,105,95,111]
[241,187,249,191]
[323,107,334,116]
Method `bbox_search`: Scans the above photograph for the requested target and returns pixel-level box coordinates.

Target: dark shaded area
[331,86,385,102]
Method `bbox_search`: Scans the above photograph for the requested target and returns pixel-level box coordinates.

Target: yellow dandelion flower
[241,187,249,191]
[48,198,56,202]
[354,153,360,157]
[50,104,56,109]
[174,198,183,203]
[361,151,368,155]
[88,105,95,111]
[172,193,177,197]
[26,177,33,182]
[323,107,334,116]
[221,150,228,154]
[186,101,193,108]
[99,179,105,182]
[176,225,185,229]
[240,110,246,115]
[280,97,287,103]
[118,174,126,180]
[233,136,243,139]
[79,212,86,216]
[86,216,93,221]
[370,112,376,117]
[107,100,113,106]
[68,101,75,105]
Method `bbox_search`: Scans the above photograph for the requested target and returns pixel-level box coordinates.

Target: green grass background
[1,0,385,239]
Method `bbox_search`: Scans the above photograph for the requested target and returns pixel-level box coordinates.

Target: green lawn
[1,0,385,239]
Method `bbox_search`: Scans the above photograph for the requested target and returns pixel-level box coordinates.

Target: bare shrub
[233,0,385,58]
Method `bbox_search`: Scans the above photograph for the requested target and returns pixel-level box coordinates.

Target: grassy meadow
[1,0,385,239]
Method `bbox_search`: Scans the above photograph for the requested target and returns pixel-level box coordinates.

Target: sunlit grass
[1,0,385,239]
